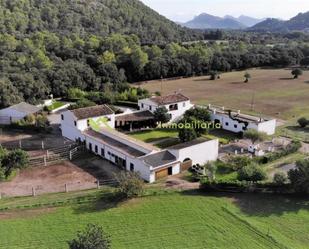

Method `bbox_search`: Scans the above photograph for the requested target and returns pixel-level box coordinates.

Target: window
[101,148,105,157]
[74,121,77,127]
[95,145,98,154]
[141,103,144,108]
[108,151,111,155]
[87,119,90,127]
[234,124,238,129]
[88,143,92,151]
[225,122,229,126]
[130,163,134,171]
[61,114,64,120]
[149,106,152,111]
[183,102,186,107]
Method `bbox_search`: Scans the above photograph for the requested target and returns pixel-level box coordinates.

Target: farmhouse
[60,105,219,183]
[0,102,42,125]
[60,105,115,141]
[207,105,277,135]
[138,93,194,122]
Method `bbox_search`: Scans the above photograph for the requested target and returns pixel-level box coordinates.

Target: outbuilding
[0,102,42,124]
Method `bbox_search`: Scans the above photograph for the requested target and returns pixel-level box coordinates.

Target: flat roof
[84,129,147,158]
[142,150,177,168]
[208,106,272,124]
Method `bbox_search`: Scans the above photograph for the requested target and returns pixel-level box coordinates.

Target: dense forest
[1,0,309,108]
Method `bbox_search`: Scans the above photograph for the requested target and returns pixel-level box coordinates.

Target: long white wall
[168,139,219,165]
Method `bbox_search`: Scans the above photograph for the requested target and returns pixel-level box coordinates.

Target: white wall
[169,139,219,165]
[211,113,247,133]
[85,134,152,182]
[257,119,277,135]
[138,99,193,122]
[60,110,115,141]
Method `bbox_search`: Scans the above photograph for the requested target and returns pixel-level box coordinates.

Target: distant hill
[225,15,266,27]
[250,11,309,32]
[0,0,201,44]
[183,13,246,30]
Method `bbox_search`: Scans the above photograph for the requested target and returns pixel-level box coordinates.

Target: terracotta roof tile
[71,105,114,120]
[149,93,189,105]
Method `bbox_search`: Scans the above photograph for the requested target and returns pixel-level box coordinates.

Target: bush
[115,171,144,198]
[237,163,267,182]
[228,156,253,171]
[273,172,288,185]
[68,224,111,249]
[297,117,308,128]
[288,159,309,194]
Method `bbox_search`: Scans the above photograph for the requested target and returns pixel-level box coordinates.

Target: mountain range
[250,12,309,32]
[182,13,265,30]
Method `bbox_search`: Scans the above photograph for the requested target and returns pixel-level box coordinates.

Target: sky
[140,0,309,22]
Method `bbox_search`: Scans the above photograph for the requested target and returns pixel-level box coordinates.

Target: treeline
[1,31,309,108]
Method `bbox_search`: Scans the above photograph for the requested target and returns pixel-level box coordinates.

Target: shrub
[243,129,267,144]
[273,172,288,185]
[288,159,309,194]
[297,117,308,128]
[228,156,253,171]
[68,224,111,249]
[115,171,144,198]
[237,163,267,182]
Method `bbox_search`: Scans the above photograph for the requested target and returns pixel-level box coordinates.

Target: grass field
[47,101,66,111]
[139,69,309,121]
[0,190,308,249]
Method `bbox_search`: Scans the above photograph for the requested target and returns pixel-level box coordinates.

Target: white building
[0,102,42,125]
[138,93,194,122]
[207,105,277,135]
[60,105,219,183]
[60,105,115,141]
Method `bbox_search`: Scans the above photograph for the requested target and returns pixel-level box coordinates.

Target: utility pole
[160,75,163,94]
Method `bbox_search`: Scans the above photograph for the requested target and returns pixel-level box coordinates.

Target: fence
[28,145,84,167]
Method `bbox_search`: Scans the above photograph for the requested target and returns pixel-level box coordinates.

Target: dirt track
[0,162,97,197]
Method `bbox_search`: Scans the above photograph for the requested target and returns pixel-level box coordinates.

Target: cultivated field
[139,69,309,120]
[0,191,308,249]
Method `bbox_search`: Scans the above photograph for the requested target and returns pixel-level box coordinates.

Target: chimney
[237,110,241,115]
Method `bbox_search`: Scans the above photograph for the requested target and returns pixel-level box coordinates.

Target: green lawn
[47,101,66,111]
[0,191,308,249]
[129,129,178,143]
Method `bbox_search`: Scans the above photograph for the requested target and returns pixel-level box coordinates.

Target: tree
[67,88,86,100]
[115,171,144,198]
[291,68,303,79]
[244,72,251,83]
[184,107,211,122]
[2,149,29,178]
[288,159,309,194]
[68,224,111,249]
[273,172,288,185]
[153,107,171,124]
[244,129,267,144]
[209,71,219,80]
[297,117,308,128]
[237,163,267,182]
[178,127,197,143]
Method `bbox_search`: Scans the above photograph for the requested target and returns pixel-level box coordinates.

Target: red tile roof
[71,105,114,120]
[149,93,189,105]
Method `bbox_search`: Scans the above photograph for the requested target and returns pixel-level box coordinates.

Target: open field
[139,69,309,120]
[0,191,308,249]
